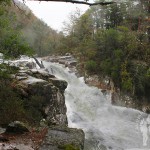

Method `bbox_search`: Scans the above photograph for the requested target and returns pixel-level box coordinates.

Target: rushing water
[44,62,150,150]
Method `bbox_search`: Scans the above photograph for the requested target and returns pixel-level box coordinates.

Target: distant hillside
[7,0,63,56]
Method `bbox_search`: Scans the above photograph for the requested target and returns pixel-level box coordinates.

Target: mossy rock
[39,125,85,150]
[5,121,29,134]
[58,144,80,150]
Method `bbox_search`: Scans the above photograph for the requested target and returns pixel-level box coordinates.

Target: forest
[0,0,150,123]
[55,0,150,104]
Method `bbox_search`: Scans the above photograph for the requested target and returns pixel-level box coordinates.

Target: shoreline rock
[11,65,68,126]
[5,121,29,134]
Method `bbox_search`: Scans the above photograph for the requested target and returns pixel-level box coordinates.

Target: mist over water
[44,62,150,150]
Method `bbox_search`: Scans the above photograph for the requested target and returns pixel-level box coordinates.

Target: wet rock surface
[42,54,79,77]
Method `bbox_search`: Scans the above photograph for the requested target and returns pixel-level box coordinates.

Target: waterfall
[44,61,150,150]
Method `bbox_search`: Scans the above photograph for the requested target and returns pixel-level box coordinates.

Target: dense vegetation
[0,0,150,124]
[55,0,150,103]
[0,1,33,58]
[0,71,47,126]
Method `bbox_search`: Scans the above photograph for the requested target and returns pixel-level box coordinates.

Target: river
[44,61,150,150]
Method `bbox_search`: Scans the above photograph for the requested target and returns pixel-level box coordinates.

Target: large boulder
[39,126,85,150]
[15,68,68,126]
[30,69,55,80]
[25,61,36,69]
[5,121,29,134]
[49,78,67,92]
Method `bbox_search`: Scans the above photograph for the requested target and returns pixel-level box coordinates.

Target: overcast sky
[23,1,89,31]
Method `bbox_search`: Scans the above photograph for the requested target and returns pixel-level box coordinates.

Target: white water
[44,62,150,150]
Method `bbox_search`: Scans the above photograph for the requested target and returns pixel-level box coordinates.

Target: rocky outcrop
[39,126,84,150]
[14,68,68,126]
[5,57,85,150]
[42,54,79,76]
[110,91,150,113]
[84,74,150,113]
[84,75,113,91]
[42,55,77,67]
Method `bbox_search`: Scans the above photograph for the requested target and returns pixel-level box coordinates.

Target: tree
[0,1,33,58]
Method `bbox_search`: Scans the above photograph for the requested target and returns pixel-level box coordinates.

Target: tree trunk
[32,56,45,68]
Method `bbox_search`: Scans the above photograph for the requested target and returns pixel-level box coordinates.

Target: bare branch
[29,0,116,6]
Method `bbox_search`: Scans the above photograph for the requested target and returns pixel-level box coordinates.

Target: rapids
[44,61,150,150]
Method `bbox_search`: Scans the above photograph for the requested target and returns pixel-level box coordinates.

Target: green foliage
[85,60,97,73]
[57,0,150,101]
[0,79,25,126]
[1,31,33,58]
[0,63,19,78]
[0,64,47,126]
[59,144,80,150]
[129,62,148,96]
[117,26,129,32]
[0,0,62,57]
[0,0,11,5]
[121,62,133,91]
[146,68,150,78]
[24,95,46,125]
[100,59,112,76]
[0,2,33,59]
[0,76,48,126]
[145,68,150,98]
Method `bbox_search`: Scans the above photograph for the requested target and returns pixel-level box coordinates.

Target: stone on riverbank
[39,125,85,150]
[5,121,29,134]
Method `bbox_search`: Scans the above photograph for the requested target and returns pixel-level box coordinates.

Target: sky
[22,0,89,31]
